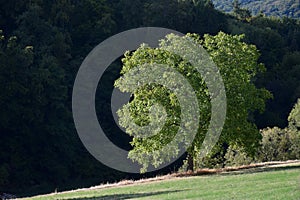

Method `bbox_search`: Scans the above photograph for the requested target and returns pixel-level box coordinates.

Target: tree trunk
[187,154,194,172]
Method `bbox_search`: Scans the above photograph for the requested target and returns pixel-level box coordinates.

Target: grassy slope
[23,167,300,200]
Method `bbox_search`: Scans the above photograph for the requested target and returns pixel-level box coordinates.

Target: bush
[257,99,300,162]
[288,99,300,130]
[258,127,292,162]
[224,145,254,167]
[196,143,228,169]
[287,98,300,159]
[288,129,300,158]
[192,98,300,170]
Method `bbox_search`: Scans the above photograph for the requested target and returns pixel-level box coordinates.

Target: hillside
[21,162,300,200]
[1,0,300,197]
[212,0,300,18]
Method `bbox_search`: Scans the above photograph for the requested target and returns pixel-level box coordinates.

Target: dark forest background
[0,0,300,197]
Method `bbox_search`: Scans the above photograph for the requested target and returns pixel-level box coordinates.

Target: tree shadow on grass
[68,189,186,200]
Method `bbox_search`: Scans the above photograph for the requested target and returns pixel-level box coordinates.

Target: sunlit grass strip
[22,163,300,200]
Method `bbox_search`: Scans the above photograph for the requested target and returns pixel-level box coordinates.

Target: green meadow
[24,166,300,200]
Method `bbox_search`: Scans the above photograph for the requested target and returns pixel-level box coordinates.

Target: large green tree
[115,32,271,172]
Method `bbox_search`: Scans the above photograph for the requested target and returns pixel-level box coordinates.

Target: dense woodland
[0,0,300,197]
[213,0,300,19]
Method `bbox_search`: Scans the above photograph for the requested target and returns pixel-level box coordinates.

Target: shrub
[288,99,300,130]
[257,98,300,162]
[258,127,292,162]
[193,98,300,169]
[288,129,300,158]
[224,144,254,167]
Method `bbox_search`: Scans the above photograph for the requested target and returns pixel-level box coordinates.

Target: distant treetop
[212,0,300,19]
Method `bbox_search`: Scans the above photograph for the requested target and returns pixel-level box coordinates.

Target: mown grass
[23,167,300,200]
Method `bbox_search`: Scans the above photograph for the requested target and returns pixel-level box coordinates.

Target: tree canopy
[115,32,271,172]
[213,0,300,19]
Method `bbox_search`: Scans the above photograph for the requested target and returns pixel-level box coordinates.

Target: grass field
[22,164,300,200]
